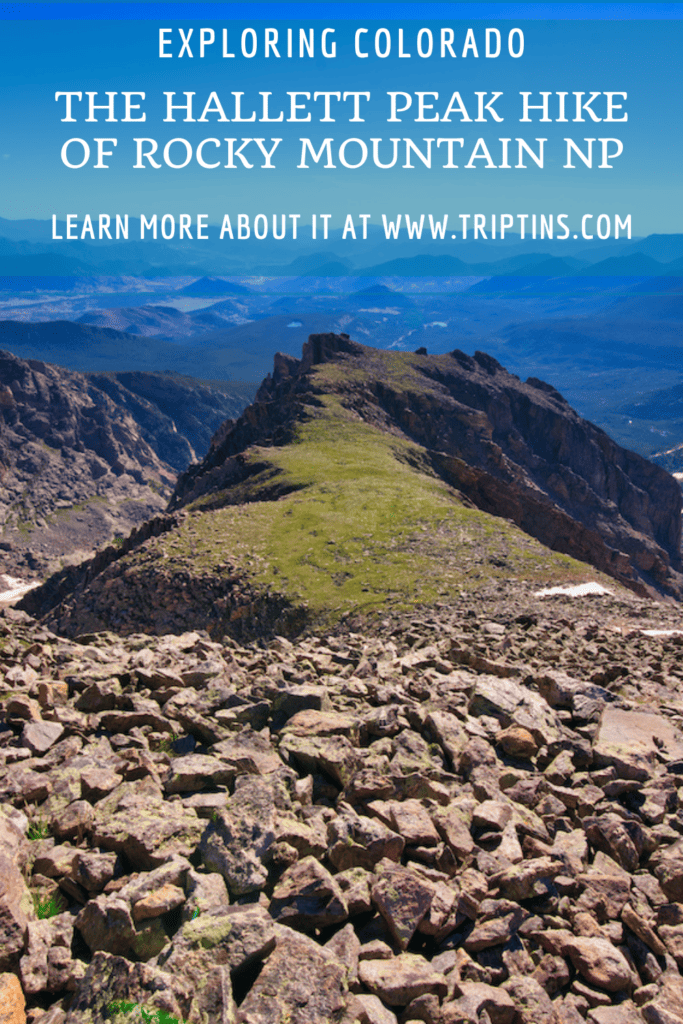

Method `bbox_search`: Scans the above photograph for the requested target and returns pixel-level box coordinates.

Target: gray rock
[368,798,441,847]
[594,708,683,781]
[371,859,435,950]
[280,732,362,789]
[465,900,529,953]
[270,856,348,931]
[502,975,562,1024]
[90,784,203,870]
[445,981,516,1024]
[351,993,398,1024]
[1,766,53,804]
[490,856,564,901]
[270,684,333,731]
[327,805,404,871]
[21,721,64,754]
[324,922,361,987]
[359,953,448,1007]
[159,903,276,976]
[164,753,236,794]
[432,803,475,860]
[75,896,136,956]
[199,775,275,897]
[584,814,645,873]
[211,732,285,776]
[425,710,468,767]
[52,799,93,842]
[181,869,230,922]
[116,855,192,906]
[469,677,560,747]
[80,766,123,802]
[587,1004,645,1024]
[654,839,683,902]
[64,951,192,1024]
[71,850,118,894]
[563,936,633,993]
[19,913,75,995]
[237,925,355,1023]
[336,866,373,916]
[0,848,32,972]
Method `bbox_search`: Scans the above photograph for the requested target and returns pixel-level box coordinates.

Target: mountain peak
[173,334,681,602]
[23,332,681,641]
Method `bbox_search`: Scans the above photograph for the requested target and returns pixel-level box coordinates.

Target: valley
[1,262,681,474]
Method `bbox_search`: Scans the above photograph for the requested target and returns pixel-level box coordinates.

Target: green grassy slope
[26,343,633,639]
[156,383,608,630]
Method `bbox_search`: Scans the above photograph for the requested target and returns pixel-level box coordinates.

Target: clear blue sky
[1,3,681,237]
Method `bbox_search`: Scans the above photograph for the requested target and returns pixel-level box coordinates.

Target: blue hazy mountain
[3,216,683,278]
[180,277,253,296]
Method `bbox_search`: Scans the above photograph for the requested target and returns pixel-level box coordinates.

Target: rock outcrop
[86,371,253,472]
[2,583,683,1022]
[0,351,251,579]
[0,350,172,579]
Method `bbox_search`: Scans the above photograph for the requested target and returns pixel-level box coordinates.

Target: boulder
[199,775,275,897]
[64,952,192,1024]
[371,859,435,950]
[563,936,633,992]
[358,953,448,1007]
[0,972,26,1024]
[270,856,349,931]
[237,925,355,1023]
[593,708,683,781]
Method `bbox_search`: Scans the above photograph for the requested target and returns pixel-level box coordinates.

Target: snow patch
[0,574,40,604]
[640,629,683,637]
[534,581,613,598]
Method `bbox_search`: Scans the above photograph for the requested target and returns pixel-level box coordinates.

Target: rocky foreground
[1,584,683,1023]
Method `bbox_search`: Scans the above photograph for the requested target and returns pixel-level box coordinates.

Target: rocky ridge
[175,334,683,601]
[2,584,683,1023]
[20,334,683,644]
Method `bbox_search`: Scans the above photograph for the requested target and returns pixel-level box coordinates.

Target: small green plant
[27,817,50,840]
[33,889,66,919]
[156,732,178,755]
[107,1000,185,1024]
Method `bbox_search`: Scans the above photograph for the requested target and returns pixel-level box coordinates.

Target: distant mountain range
[1,245,681,280]
[76,301,248,337]
[2,273,683,472]
[3,217,683,277]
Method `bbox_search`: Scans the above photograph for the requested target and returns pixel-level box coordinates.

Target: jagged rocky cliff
[86,371,254,472]
[0,350,251,579]
[174,334,682,601]
[0,350,172,578]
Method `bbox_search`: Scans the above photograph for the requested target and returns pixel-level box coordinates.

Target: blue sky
[1,3,682,237]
